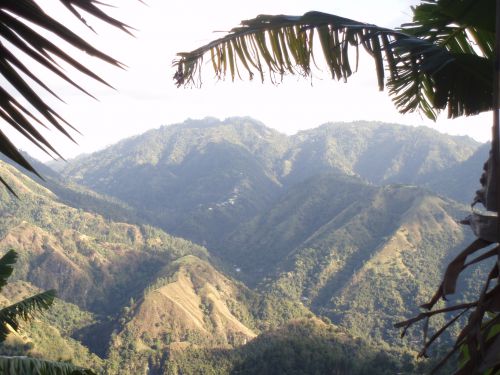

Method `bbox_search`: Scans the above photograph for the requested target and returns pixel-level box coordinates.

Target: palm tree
[0,0,131,195]
[0,1,130,373]
[0,249,93,375]
[173,0,499,373]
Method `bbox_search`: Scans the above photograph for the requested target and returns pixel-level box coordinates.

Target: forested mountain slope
[0,159,308,373]
[0,118,485,373]
[60,118,481,248]
[56,118,483,349]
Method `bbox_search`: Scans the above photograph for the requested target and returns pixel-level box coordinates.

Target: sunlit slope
[113,256,257,351]
[230,176,472,344]
[0,159,219,364]
[0,159,311,373]
[105,255,310,374]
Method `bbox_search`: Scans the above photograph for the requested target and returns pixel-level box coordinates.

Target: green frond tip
[0,0,135,194]
[0,290,56,343]
[0,356,96,375]
[0,250,18,291]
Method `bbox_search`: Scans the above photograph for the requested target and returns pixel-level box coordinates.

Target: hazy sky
[5,0,492,161]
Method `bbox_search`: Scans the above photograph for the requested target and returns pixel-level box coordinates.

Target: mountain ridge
[58,117,482,250]
[0,117,486,373]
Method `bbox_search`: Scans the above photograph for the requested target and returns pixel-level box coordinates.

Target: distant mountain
[60,118,481,249]
[425,142,489,204]
[60,117,290,246]
[283,121,479,186]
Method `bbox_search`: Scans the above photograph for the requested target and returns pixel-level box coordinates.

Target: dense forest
[0,118,487,373]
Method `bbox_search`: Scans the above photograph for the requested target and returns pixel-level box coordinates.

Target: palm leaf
[173,6,493,121]
[403,0,494,57]
[0,250,17,292]
[0,289,56,343]
[0,356,95,375]
[0,1,132,193]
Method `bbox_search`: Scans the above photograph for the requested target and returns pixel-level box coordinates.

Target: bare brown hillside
[114,256,256,354]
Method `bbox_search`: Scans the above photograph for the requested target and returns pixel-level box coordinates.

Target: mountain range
[0,117,486,374]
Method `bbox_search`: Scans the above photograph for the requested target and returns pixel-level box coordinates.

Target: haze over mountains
[0,117,486,373]
[60,118,480,244]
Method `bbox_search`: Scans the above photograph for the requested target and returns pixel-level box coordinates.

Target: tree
[0,1,130,373]
[0,249,93,375]
[173,0,500,373]
[0,0,131,195]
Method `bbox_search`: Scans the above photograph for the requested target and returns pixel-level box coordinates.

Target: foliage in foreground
[0,0,133,192]
[0,249,95,374]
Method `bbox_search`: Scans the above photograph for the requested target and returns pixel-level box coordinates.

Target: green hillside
[60,118,481,249]
[165,318,451,375]
[56,118,484,351]
[0,159,312,373]
[223,173,475,345]
[0,118,486,373]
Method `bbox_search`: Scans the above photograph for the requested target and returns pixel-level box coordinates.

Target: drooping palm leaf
[403,0,494,56]
[174,1,499,373]
[0,0,131,192]
[174,4,494,121]
[0,289,56,343]
[0,249,17,291]
[0,356,95,375]
[0,250,53,342]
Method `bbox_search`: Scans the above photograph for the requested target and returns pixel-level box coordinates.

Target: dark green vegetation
[166,318,432,375]
[0,118,486,373]
[0,248,97,374]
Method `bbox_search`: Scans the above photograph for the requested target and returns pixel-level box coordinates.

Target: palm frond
[0,356,95,375]
[403,0,494,57]
[0,289,56,343]
[173,8,493,121]
[0,0,132,193]
[0,249,17,291]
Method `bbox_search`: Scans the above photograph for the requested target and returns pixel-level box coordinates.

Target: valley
[0,118,484,374]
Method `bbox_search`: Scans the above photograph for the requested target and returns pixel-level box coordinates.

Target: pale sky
[3,0,492,162]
